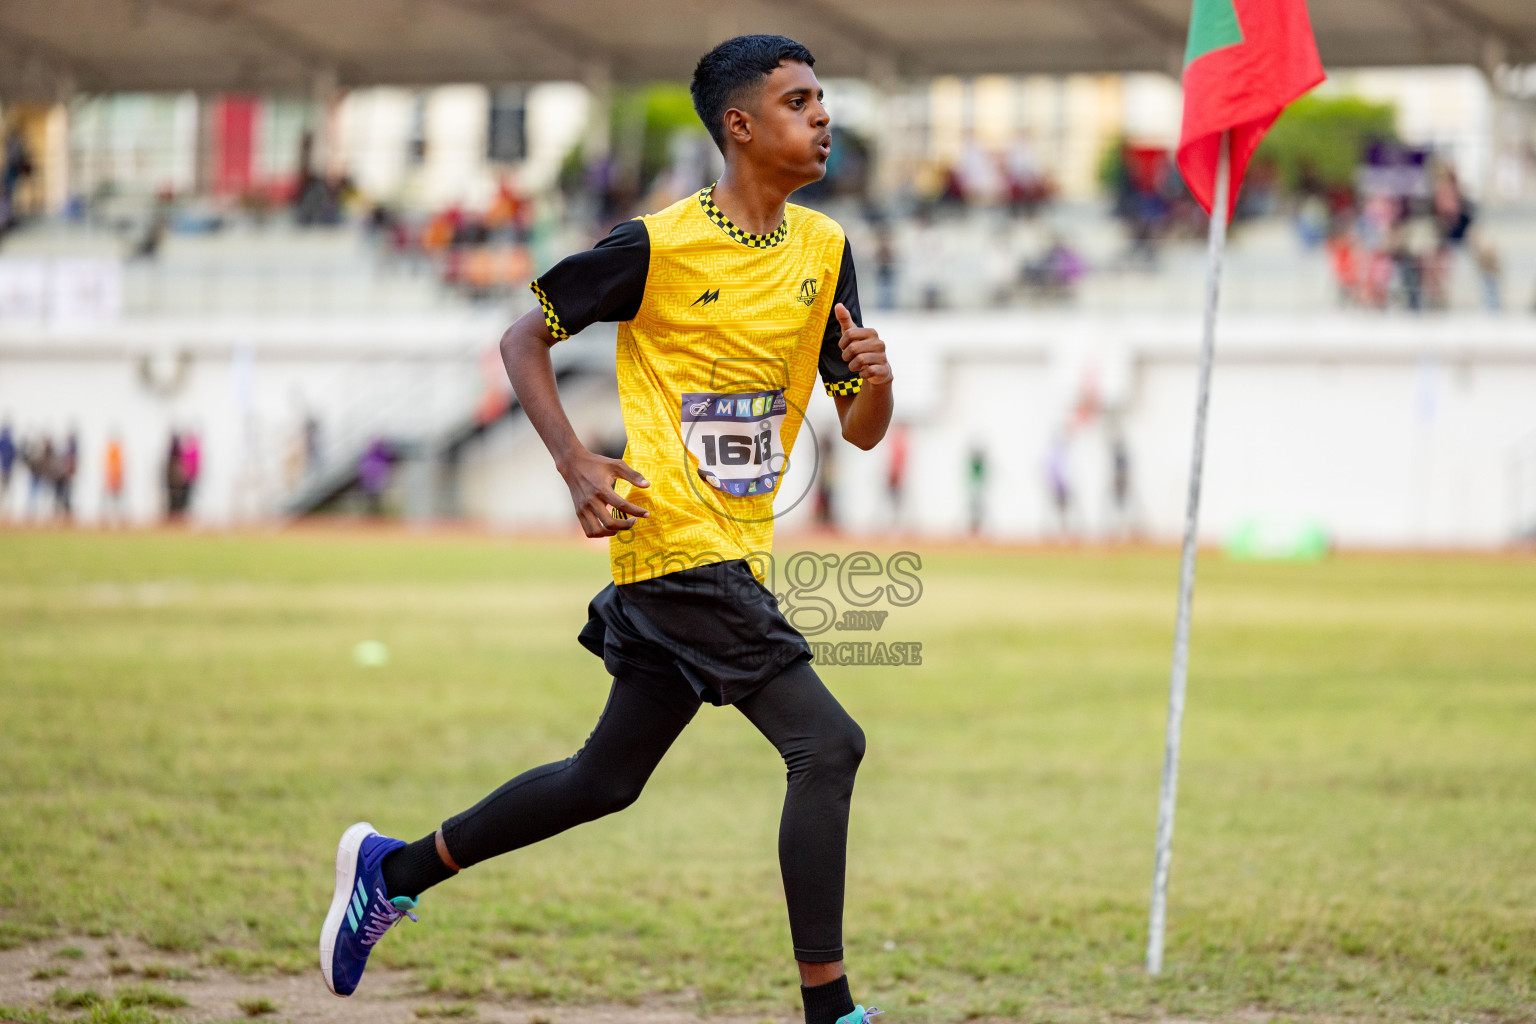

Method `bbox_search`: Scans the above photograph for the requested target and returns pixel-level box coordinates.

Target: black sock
[801,974,855,1024]
[381,834,456,900]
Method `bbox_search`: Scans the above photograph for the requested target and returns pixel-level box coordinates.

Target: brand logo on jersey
[796,278,818,306]
[690,289,721,307]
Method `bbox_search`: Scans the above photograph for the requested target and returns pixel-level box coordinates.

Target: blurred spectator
[1326,224,1367,307]
[957,138,1003,205]
[1429,168,1502,312]
[967,444,988,536]
[1021,234,1086,303]
[1387,209,1436,311]
[813,431,837,531]
[1234,159,1280,218]
[25,435,56,520]
[295,175,344,226]
[54,431,78,522]
[359,438,392,517]
[103,432,127,526]
[421,207,460,254]
[1472,240,1502,311]
[985,225,1021,306]
[910,209,947,309]
[1047,431,1073,539]
[165,432,188,521]
[486,175,531,241]
[1432,169,1473,249]
[1112,143,1171,269]
[132,201,170,261]
[2,128,34,234]
[366,202,398,238]
[304,415,323,476]
[365,203,418,273]
[1357,192,1394,253]
[587,152,637,227]
[180,431,202,514]
[1294,192,1330,248]
[1327,187,1434,311]
[886,423,910,528]
[874,229,898,310]
[292,130,348,227]
[282,424,305,491]
[1110,432,1136,539]
[1003,135,1052,216]
[938,163,966,209]
[0,420,15,510]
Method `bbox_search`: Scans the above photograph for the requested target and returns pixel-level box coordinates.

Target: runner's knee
[572,759,649,819]
[796,712,865,786]
[589,777,646,817]
[828,714,866,779]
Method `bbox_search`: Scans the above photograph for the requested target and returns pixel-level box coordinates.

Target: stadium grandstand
[1,0,1534,545]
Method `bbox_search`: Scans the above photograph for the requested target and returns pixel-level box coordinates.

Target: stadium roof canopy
[1,0,1533,98]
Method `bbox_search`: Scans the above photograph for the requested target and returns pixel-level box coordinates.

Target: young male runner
[319,34,894,1024]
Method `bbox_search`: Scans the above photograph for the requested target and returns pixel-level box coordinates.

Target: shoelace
[861,1010,883,1022]
[359,887,418,946]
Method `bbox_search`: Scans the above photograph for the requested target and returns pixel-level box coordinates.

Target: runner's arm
[833,386,892,451]
[498,309,650,538]
[819,240,892,450]
[830,302,893,450]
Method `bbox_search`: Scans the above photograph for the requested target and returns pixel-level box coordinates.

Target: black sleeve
[818,237,863,397]
[529,218,650,341]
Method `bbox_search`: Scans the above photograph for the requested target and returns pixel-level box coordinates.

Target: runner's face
[746,61,831,187]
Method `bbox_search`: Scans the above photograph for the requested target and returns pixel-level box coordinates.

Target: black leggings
[439,659,864,962]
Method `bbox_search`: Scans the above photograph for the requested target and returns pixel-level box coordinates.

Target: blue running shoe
[836,1008,883,1024]
[319,821,417,996]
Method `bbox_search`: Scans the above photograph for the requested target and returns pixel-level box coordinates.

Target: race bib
[681,389,788,497]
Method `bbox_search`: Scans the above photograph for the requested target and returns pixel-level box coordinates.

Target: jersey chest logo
[796,277,818,306]
[690,288,721,307]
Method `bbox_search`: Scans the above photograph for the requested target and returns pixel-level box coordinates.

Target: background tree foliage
[1095,93,1400,201]
[560,85,706,197]
[1254,93,1399,191]
[609,84,705,187]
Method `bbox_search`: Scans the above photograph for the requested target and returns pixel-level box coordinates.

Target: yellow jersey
[530,184,864,586]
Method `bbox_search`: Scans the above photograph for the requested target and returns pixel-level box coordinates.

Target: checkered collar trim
[698,183,789,249]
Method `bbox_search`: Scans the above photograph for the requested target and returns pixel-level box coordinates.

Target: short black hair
[691,34,815,154]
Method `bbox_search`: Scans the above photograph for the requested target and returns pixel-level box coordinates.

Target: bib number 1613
[700,428,773,467]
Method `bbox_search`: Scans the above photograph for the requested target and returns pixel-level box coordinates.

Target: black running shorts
[577,559,813,711]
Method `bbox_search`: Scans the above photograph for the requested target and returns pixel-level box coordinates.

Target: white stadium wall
[2,312,1534,547]
[804,312,1536,548]
[0,314,506,526]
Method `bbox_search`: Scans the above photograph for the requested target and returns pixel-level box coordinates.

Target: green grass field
[2,530,1534,1022]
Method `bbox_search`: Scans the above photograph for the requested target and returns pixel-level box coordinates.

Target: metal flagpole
[1146,128,1230,977]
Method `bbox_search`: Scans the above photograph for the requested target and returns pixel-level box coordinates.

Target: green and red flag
[1176,0,1325,218]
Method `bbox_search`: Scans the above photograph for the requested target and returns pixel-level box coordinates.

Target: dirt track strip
[0,938,799,1024]
[0,938,1281,1024]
